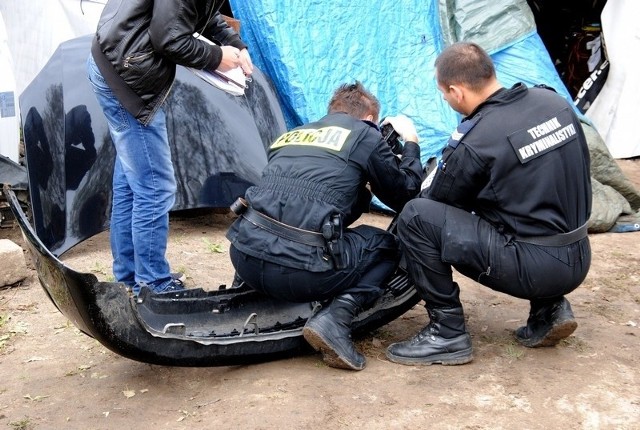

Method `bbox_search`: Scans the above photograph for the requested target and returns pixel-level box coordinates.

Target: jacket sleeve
[148,2,244,71]
[366,137,423,213]
[204,13,247,50]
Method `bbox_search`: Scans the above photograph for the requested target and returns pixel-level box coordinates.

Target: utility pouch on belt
[231,198,347,270]
[230,197,249,216]
[322,214,347,270]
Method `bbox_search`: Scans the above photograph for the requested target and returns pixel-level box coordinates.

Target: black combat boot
[303,294,367,371]
[386,307,473,366]
[514,297,577,347]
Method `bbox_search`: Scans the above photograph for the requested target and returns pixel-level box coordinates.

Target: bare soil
[0,160,638,430]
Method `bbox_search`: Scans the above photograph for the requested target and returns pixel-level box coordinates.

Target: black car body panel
[20,35,284,257]
[5,185,419,366]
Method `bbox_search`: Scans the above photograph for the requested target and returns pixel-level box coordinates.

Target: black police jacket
[427,83,592,237]
[227,112,423,271]
[92,0,246,125]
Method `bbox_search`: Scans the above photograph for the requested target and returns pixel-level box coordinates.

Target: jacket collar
[464,82,528,121]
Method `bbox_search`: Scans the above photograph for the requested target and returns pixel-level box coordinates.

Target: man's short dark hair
[435,42,496,92]
[328,81,380,122]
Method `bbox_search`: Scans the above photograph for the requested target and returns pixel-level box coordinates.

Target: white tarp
[1,1,637,160]
[0,0,104,95]
[0,0,103,162]
[0,12,20,162]
[586,0,640,159]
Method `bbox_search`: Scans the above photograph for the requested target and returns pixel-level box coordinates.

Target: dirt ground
[0,160,638,430]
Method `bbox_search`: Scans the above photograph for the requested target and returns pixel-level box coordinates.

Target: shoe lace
[164,279,185,291]
[412,322,438,343]
[154,279,186,294]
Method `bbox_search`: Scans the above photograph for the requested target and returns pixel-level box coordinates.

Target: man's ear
[449,85,464,103]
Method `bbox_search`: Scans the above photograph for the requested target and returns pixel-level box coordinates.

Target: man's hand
[239,48,254,76]
[381,115,419,143]
[218,47,253,76]
[218,46,243,72]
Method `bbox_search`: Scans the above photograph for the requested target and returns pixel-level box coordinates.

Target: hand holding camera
[381,115,419,143]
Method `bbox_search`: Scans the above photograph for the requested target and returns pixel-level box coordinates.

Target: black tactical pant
[397,198,591,308]
[230,225,399,304]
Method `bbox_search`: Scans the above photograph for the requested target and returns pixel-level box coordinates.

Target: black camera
[380,120,403,155]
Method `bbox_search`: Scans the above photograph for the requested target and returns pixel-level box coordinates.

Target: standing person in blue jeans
[87,0,253,295]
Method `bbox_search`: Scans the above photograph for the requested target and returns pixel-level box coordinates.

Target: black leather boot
[515,297,577,347]
[303,294,366,371]
[386,307,473,366]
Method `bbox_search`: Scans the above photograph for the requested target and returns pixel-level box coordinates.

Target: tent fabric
[492,32,575,105]
[229,0,456,163]
[0,0,103,96]
[230,0,576,168]
[2,1,636,162]
[0,0,603,163]
[582,121,640,232]
[0,12,20,163]
[585,0,640,159]
[438,0,536,54]
[229,0,579,213]
[438,0,578,118]
[0,0,103,164]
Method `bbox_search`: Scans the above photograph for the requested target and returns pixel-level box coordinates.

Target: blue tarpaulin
[229,0,577,209]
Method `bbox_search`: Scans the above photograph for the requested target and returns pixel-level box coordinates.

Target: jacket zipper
[480,232,492,280]
[123,51,154,68]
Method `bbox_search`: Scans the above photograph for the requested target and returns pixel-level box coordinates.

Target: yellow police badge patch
[270,126,351,151]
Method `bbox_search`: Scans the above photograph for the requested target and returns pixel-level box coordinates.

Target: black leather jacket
[91,0,246,125]
[227,112,423,271]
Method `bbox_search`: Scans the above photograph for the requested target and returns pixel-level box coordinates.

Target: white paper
[187,65,246,96]
[187,33,246,96]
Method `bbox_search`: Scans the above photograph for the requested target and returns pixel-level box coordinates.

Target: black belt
[515,223,588,247]
[242,207,326,247]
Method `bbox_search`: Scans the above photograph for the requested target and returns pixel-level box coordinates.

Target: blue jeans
[86,55,176,291]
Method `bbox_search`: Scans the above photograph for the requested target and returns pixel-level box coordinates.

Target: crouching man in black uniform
[386,42,592,366]
[226,82,423,370]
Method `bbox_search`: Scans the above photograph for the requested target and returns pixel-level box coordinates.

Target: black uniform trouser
[230,225,400,305]
[397,198,591,309]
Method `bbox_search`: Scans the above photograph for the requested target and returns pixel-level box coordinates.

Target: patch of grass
[176,265,188,278]
[90,261,110,276]
[202,238,225,254]
[0,333,12,350]
[0,314,9,329]
[313,359,327,368]
[9,417,33,430]
[562,335,590,353]
[370,328,394,341]
[0,315,14,351]
[503,342,524,360]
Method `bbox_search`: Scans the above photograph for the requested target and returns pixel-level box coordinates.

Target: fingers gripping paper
[187,34,247,96]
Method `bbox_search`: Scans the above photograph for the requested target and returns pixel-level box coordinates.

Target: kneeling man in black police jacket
[386,42,592,366]
[227,82,423,370]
